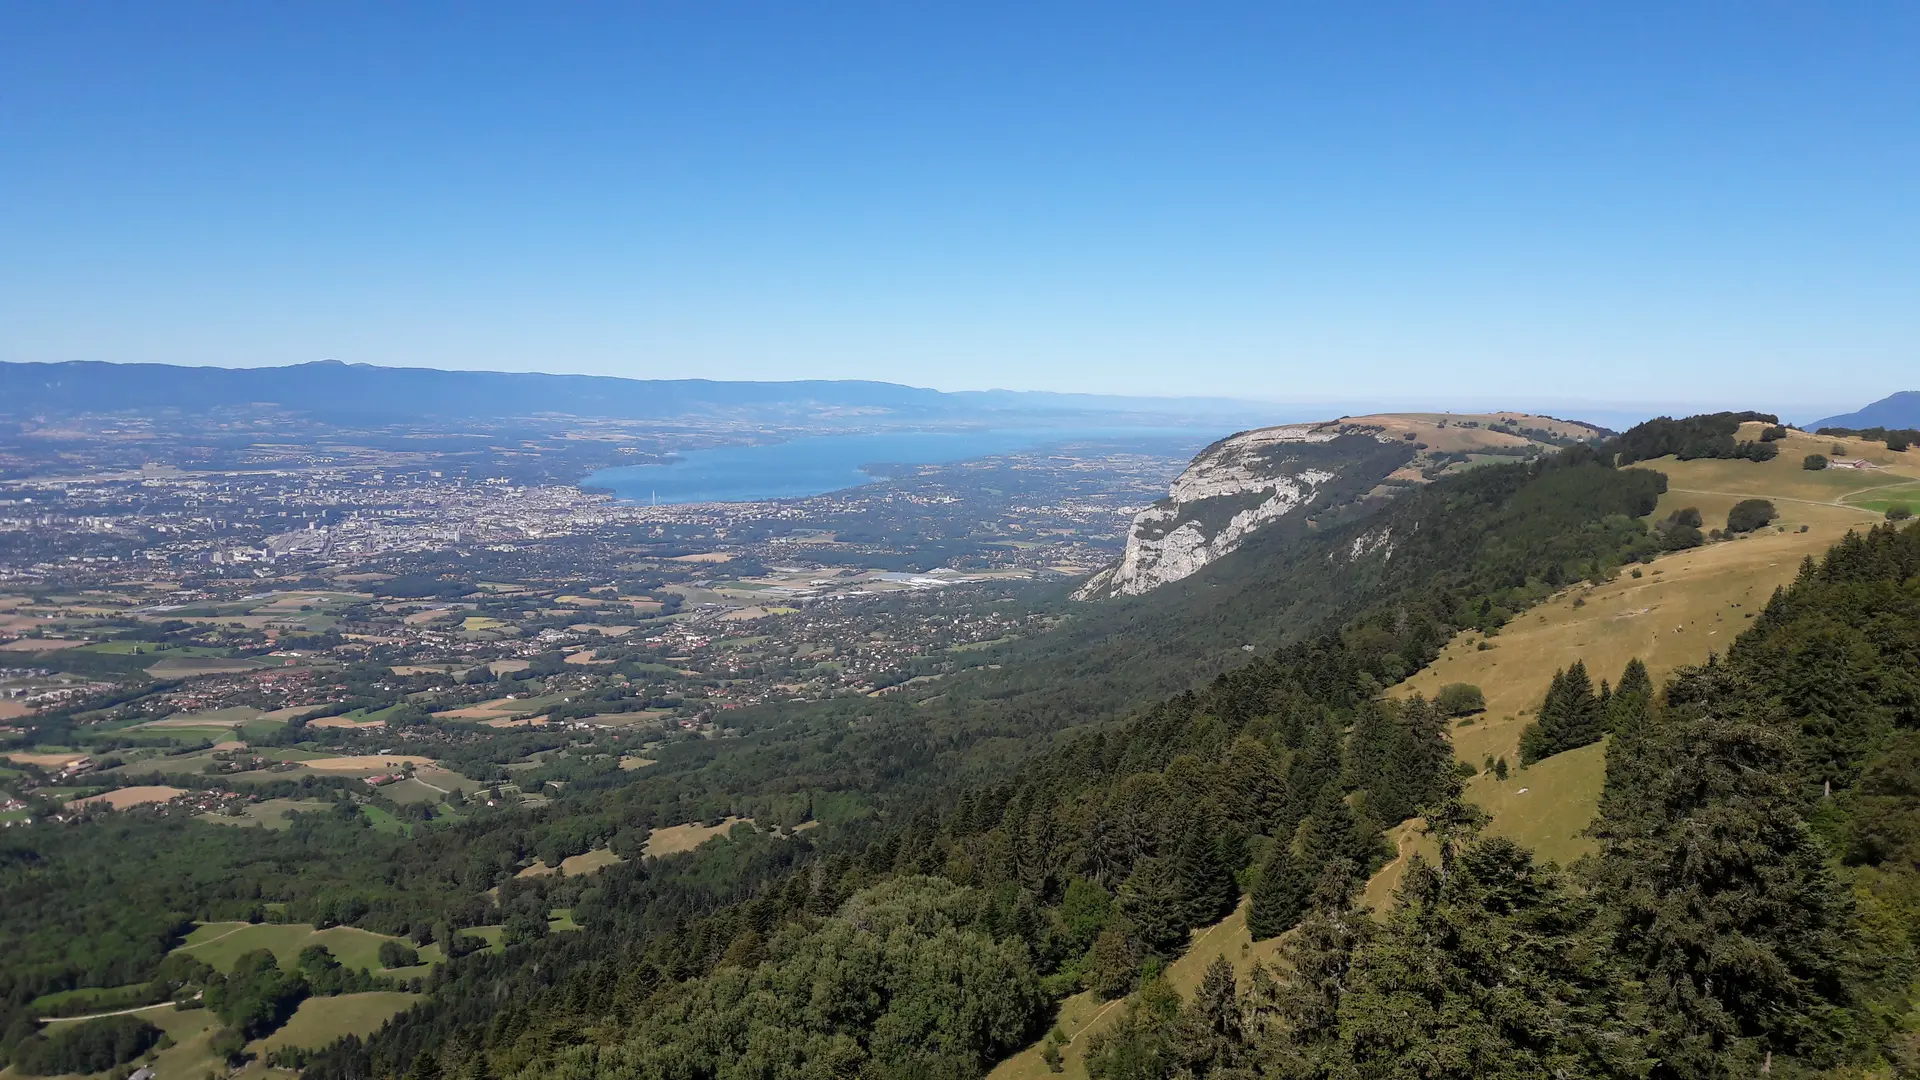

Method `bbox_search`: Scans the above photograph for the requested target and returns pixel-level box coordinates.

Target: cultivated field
[1,750,87,767]
[67,785,184,810]
[301,754,438,772]
[135,706,263,728]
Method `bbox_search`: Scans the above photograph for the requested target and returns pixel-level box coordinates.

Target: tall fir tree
[1247,845,1311,941]
[1119,856,1190,956]
[1588,670,1857,1079]
[1298,782,1388,878]
[1344,702,1399,811]
[1384,693,1451,823]
[1286,715,1345,831]
[1595,657,1660,828]
[1519,660,1605,764]
[1172,815,1236,928]
[1338,802,1640,1080]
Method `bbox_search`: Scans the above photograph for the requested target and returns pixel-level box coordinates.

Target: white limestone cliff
[1075,424,1361,599]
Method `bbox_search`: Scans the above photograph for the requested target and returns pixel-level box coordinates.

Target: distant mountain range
[0,360,1281,426]
[1811,391,1920,431]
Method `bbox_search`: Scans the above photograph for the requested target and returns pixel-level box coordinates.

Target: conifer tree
[1588,675,1856,1078]
[1090,922,1140,1000]
[1119,856,1189,956]
[1285,716,1345,830]
[1247,845,1310,941]
[1343,703,1398,807]
[1595,657,1660,828]
[1298,782,1387,878]
[1383,694,1450,824]
[1519,660,1604,764]
[1172,816,1236,927]
[1183,956,1247,1074]
[1339,803,1638,1080]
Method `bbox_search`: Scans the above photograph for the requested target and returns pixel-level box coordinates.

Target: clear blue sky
[2,3,1915,417]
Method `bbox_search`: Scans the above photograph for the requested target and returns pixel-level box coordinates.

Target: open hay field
[68,785,184,810]
[252,992,421,1056]
[2,750,88,767]
[390,662,461,674]
[105,748,222,777]
[302,754,438,772]
[1465,739,1608,866]
[619,755,658,770]
[432,697,517,720]
[479,716,553,729]
[1405,523,1834,771]
[0,638,84,652]
[1848,481,1920,514]
[380,767,474,803]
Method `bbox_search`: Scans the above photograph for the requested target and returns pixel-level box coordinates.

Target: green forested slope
[1082,519,1920,1080]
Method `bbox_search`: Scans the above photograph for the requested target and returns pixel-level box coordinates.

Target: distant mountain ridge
[0,359,1274,424]
[1811,391,1920,431]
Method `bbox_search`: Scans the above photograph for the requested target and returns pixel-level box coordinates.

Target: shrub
[1435,683,1486,717]
[1759,424,1789,442]
[377,940,419,968]
[1726,499,1778,534]
[1803,454,1829,471]
[1890,505,1914,522]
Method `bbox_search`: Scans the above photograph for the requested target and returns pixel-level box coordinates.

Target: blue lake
[581,428,1215,504]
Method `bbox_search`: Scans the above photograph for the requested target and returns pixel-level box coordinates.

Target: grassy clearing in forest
[1395,435,1903,864]
[251,992,421,1056]
[197,798,334,829]
[644,817,755,857]
[989,898,1288,1080]
[174,922,409,974]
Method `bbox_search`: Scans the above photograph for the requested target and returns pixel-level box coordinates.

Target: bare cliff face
[1075,412,1603,600]
[1073,424,1376,599]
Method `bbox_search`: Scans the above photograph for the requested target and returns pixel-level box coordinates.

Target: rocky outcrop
[1074,424,1376,599]
[1075,411,1600,600]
